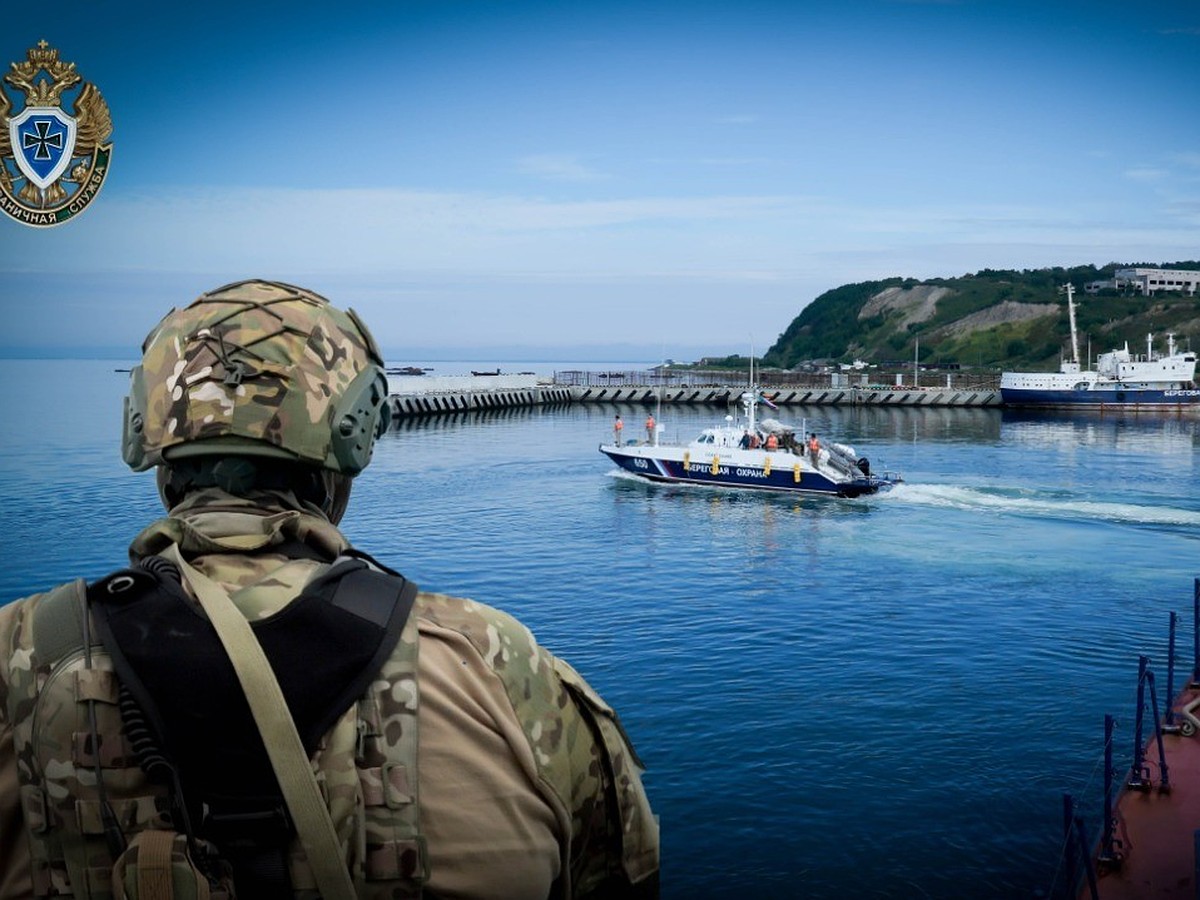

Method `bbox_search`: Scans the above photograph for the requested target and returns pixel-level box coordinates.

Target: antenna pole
[655,346,664,447]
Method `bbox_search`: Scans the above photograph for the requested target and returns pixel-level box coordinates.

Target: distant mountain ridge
[762,263,1200,371]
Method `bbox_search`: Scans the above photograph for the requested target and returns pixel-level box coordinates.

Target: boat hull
[599,444,892,497]
[999,386,1200,409]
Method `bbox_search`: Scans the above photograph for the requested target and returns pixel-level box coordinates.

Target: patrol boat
[999,284,1200,409]
[599,391,900,497]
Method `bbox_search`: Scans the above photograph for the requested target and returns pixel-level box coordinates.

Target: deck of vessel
[1085,683,1200,900]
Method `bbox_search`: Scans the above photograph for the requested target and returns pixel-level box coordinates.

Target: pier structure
[385,371,1000,418]
[386,373,572,417]
[568,384,1000,408]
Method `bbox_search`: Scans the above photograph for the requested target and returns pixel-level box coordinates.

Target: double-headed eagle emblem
[1,40,112,226]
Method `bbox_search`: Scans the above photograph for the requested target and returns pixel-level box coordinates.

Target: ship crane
[1063,283,1081,371]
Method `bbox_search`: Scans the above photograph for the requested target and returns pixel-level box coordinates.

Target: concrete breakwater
[385,373,1000,418]
[570,384,1000,408]
[386,374,569,417]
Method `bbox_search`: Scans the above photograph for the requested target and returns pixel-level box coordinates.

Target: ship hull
[999,386,1200,409]
[599,444,893,497]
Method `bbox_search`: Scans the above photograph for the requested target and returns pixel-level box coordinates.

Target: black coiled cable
[117,555,200,843]
[117,684,175,785]
[139,555,180,580]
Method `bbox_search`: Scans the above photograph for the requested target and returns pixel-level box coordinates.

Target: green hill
[761,263,1200,371]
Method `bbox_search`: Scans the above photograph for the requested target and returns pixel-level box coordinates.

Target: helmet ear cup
[121,366,149,470]
[328,366,391,476]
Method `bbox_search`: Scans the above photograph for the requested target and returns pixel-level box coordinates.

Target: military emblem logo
[1,40,112,227]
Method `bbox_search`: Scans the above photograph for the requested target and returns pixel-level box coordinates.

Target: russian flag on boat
[758,393,778,410]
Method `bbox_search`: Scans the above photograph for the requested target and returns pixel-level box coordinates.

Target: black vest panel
[89,556,416,802]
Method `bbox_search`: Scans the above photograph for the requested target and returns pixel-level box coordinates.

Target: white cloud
[3,184,1196,296]
[516,154,608,182]
[1124,166,1170,183]
[698,157,771,167]
[3,180,1197,351]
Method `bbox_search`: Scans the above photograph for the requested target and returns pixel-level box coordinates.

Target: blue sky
[2,0,1198,360]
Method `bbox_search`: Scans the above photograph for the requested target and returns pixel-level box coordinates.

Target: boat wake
[887,482,1200,528]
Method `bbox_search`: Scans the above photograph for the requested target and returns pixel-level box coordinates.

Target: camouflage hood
[129,486,350,564]
[122,279,391,476]
[128,487,352,618]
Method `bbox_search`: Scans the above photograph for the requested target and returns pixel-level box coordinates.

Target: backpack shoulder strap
[31,577,91,662]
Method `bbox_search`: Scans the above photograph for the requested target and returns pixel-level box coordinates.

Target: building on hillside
[1113,267,1200,296]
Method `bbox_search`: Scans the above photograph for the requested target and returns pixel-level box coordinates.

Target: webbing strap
[161,544,356,900]
[136,829,176,900]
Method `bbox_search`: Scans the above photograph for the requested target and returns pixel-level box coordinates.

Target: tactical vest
[8,553,426,899]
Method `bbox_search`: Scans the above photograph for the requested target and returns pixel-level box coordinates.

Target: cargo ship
[999,285,1199,409]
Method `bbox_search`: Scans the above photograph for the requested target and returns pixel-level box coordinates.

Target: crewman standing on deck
[645,413,656,444]
[0,279,660,900]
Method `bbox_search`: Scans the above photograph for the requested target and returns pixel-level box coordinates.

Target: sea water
[2,359,1198,899]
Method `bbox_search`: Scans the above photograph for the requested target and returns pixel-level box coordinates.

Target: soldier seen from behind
[0,279,660,899]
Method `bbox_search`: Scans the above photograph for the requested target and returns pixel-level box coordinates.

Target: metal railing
[1054,577,1200,898]
[553,368,1002,390]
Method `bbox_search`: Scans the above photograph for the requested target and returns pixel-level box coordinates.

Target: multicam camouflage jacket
[0,489,659,899]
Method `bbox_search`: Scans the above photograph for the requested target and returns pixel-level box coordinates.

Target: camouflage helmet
[122,279,391,476]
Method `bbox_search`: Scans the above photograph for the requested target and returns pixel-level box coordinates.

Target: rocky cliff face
[858,285,951,328]
[928,299,1059,338]
[859,286,1059,336]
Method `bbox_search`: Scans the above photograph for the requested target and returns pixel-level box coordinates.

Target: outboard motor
[857,457,870,476]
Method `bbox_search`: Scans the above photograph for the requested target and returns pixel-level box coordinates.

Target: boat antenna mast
[655,342,665,447]
[745,338,757,434]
